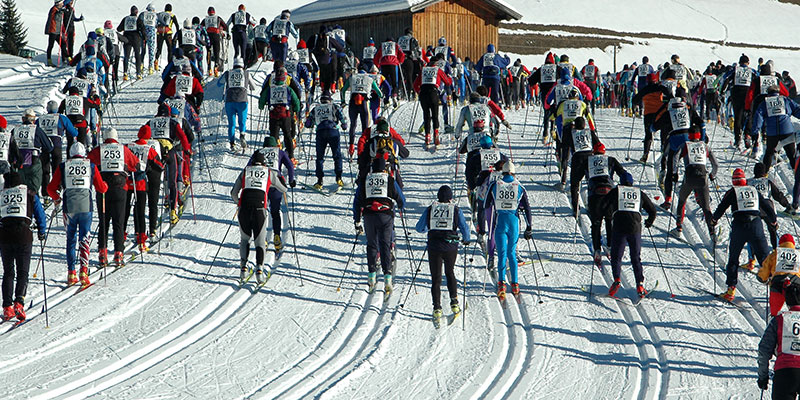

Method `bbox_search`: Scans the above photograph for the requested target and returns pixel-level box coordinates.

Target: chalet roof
[291,0,522,25]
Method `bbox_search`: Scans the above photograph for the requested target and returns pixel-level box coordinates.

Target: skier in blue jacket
[476,44,510,104]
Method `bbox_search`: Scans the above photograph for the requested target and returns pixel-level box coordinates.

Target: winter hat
[739,54,749,64]
[252,150,266,166]
[298,39,307,49]
[688,130,701,141]
[671,54,680,62]
[767,85,780,94]
[437,185,453,202]
[103,127,118,142]
[130,5,138,15]
[95,28,104,36]
[104,20,113,29]
[183,18,191,29]
[174,48,184,58]
[0,115,8,130]
[376,118,389,133]
[4,171,21,188]
[165,4,172,12]
[754,162,766,178]
[642,56,649,63]
[69,142,86,158]
[157,103,171,116]
[502,160,516,175]
[54,0,63,4]
[469,92,480,103]
[88,31,97,41]
[487,44,495,53]
[192,16,200,25]
[545,52,555,64]
[264,136,278,148]
[181,63,192,74]
[238,4,246,11]
[147,3,155,11]
[780,234,796,248]
[233,57,244,68]
[170,106,181,116]
[732,168,746,186]
[620,172,634,186]
[47,100,59,113]
[568,86,580,99]
[281,9,291,19]
[138,124,151,140]
[320,91,332,103]
[593,142,605,154]
[259,17,267,25]
[560,54,569,63]
[760,64,772,76]
[23,108,36,119]
[371,156,386,173]
[476,86,488,97]
[479,135,493,149]
[368,38,374,46]
[438,36,446,46]
[208,6,215,14]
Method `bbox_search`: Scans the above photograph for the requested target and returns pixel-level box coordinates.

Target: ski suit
[305,102,347,182]
[353,167,405,276]
[0,183,46,309]
[483,174,532,284]
[600,185,657,284]
[219,67,256,144]
[758,306,800,398]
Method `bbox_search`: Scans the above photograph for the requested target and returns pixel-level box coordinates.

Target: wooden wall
[297,12,413,56]
[412,0,500,62]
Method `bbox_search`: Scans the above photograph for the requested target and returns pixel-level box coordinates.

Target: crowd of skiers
[23,3,800,397]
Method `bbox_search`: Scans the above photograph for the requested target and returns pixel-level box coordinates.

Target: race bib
[555,84,572,104]
[351,74,371,94]
[782,311,800,356]
[735,66,752,86]
[365,172,389,199]
[776,247,800,274]
[86,72,98,87]
[734,186,758,212]
[363,46,377,60]
[766,96,786,117]
[165,98,185,116]
[128,143,151,171]
[761,76,778,94]
[260,147,280,171]
[670,64,685,81]
[142,11,157,27]
[0,186,26,219]
[467,132,482,152]
[297,48,309,64]
[65,158,91,189]
[148,139,162,156]
[469,104,489,125]
[662,80,677,96]
[244,165,268,190]
[563,99,582,119]
[617,186,640,213]
[587,155,609,179]
[687,142,707,165]
[332,28,345,43]
[13,125,34,149]
[669,106,691,130]
[483,53,496,67]
[583,65,596,80]
[38,114,59,138]
[381,42,396,57]
[398,36,410,52]
[254,25,267,40]
[100,143,124,172]
[315,104,335,123]
[272,19,287,37]
[176,75,193,95]
[572,129,592,152]
[204,16,218,29]
[638,64,649,77]
[430,202,455,231]
[182,30,196,46]
[480,148,500,171]
[285,60,298,75]
[124,16,137,32]
[234,11,246,26]
[0,132,9,161]
[749,177,770,198]
[71,78,90,97]
[270,86,288,104]
[66,95,83,116]
[421,67,438,85]
[434,46,447,56]
[704,75,716,89]
[228,69,245,88]
[541,64,556,83]
[495,180,519,211]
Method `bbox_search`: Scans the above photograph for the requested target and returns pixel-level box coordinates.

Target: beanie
[437,185,453,202]
[376,119,389,133]
[138,124,152,140]
[754,162,766,178]
[732,168,746,186]
[780,234,795,247]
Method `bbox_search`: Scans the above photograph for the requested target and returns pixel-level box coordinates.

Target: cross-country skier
[304,91,347,189]
[218,57,255,150]
[356,118,409,188]
[653,91,704,205]
[581,59,599,113]
[226,4,257,60]
[117,5,145,81]
[340,67,382,156]
[37,100,78,200]
[125,125,164,252]
[86,127,140,267]
[415,184,470,325]
[44,0,66,67]
[560,117,600,192]
[0,116,22,189]
[259,65,301,161]
[306,26,344,93]
[13,109,54,196]
[398,28,421,100]
[252,136,295,252]
[201,7,227,76]
[47,142,107,287]
[59,86,98,149]
[231,151,288,285]
[476,44,509,105]
[757,281,800,397]
[160,63,204,112]
[631,73,675,163]
[756,234,800,316]
[712,168,776,301]
[99,21,122,90]
[483,161,532,303]
[0,171,46,322]
[139,3,158,74]
[599,172,657,297]
[456,92,498,156]
[155,4,179,70]
[670,128,718,240]
[751,84,800,176]
[466,131,507,221]
[374,37,405,107]
[266,10,298,64]
[354,156,405,294]
[413,54,453,147]
[528,53,559,141]
[720,54,758,149]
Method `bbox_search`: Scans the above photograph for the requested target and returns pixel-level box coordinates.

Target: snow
[0,50,782,399]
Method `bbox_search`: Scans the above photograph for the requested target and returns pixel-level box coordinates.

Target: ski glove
[757,377,768,390]
[502,120,512,129]
[644,218,655,229]
[38,232,46,241]
[354,222,364,235]
[523,227,532,240]
[290,179,296,188]
[461,240,470,246]
[709,173,715,181]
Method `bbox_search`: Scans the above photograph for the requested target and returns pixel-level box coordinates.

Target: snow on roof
[291,0,521,25]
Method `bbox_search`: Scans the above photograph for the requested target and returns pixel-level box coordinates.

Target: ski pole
[33,208,58,279]
[521,100,529,138]
[399,209,417,275]
[203,208,239,281]
[189,173,197,224]
[462,241,470,331]
[336,232,361,292]
[399,245,428,308]
[647,226,675,297]
[286,187,304,286]
[625,115,636,161]
[525,239,544,304]
[39,227,51,329]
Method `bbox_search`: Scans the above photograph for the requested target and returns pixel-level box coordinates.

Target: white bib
[228,69,245,89]
[495,180,519,211]
[480,148,500,171]
[555,84,573,104]
[469,104,489,125]
[398,36,411,52]
[776,247,800,274]
[182,30,196,46]
[142,11,157,27]
[669,105,691,131]
[297,48,309,64]
[421,67,438,85]
[735,66,752,86]
[587,155,609,179]
[234,11,246,26]
[272,19,287,37]
[430,202,455,231]
[572,129,592,152]
[204,16,218,29]
[71,78,90,97]
[483,53,496,67]
[176,75,193,95]
[761,76,778,95]
[686,142,707,165]
[38,114,59,138]
[365,172,389,199]
[250,25,265,40]
[315,104,335,123]
[351,74,371,95]
[148,117,169,141]
[65,158,91,189]
[662,80,677,96]
[734,186,759,212]
[124,16,137,32]
[86,71,98,87]
[617,186,640,213]
[749,177,770,199]
[100,143,124,172]
[583,65,596,80]
[260,147,280,171]
[244,165,268,191]
[13,125,34,149]
[165,97,185,116]
[704,75,716,89]
[541,64,556,83]
[0,186,26,219]
[766,96,786,117]
[466,132,482,152]
[270,85,288,105]
[638,64,650,77]
[66,95,83,116]
[782,311,800,356]
[0,132,9,161]
[670,63,685,81]
[363,46,377,60]
[562,99,582,120]
[332,28,345,43]
[128,143,151,171]
[381,42,396,57]
[434,46,447,56]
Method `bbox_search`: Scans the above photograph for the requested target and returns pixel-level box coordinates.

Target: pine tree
[0,0,27,56]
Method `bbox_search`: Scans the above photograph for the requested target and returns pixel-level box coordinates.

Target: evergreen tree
[0,0,26,56]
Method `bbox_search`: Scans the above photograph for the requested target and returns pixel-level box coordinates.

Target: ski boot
[669,225,683,238]
[637,283,648,298]
[114,251,124,268]
[433,130,440,146]
[170,209,179,224]
[384,274,393,295]
[348,143,355,157]
[239,267,249,283]
[313,179,324,190]
[659,200,672,211]
[123,73,129,81]
[67,270,79,286]
[336,178,344,188]
[230,141,236,151]
[148,67,154,75]
[608,279,621,297]
[149,230,157,241]
[742,259,757,271]
[497,281,507,302]
[13,302,25,321]
[98,248,109,268]
[511,283,520,297]
[640,153,648,163]
[450,298,461,315]
[46,59,54,67]
[255,265,269,285]
[154,60,159,71]
[425,133,431,147]
[79,266,90,287]
[2,306,13,321]
[368,272,377,293]
[274,234,283,252]
[239,134,247,150]
[138,233,149,253]
[432,308,443,327]
[214,67,220,77]
[720,286,736,302]
[593,250,603,268]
